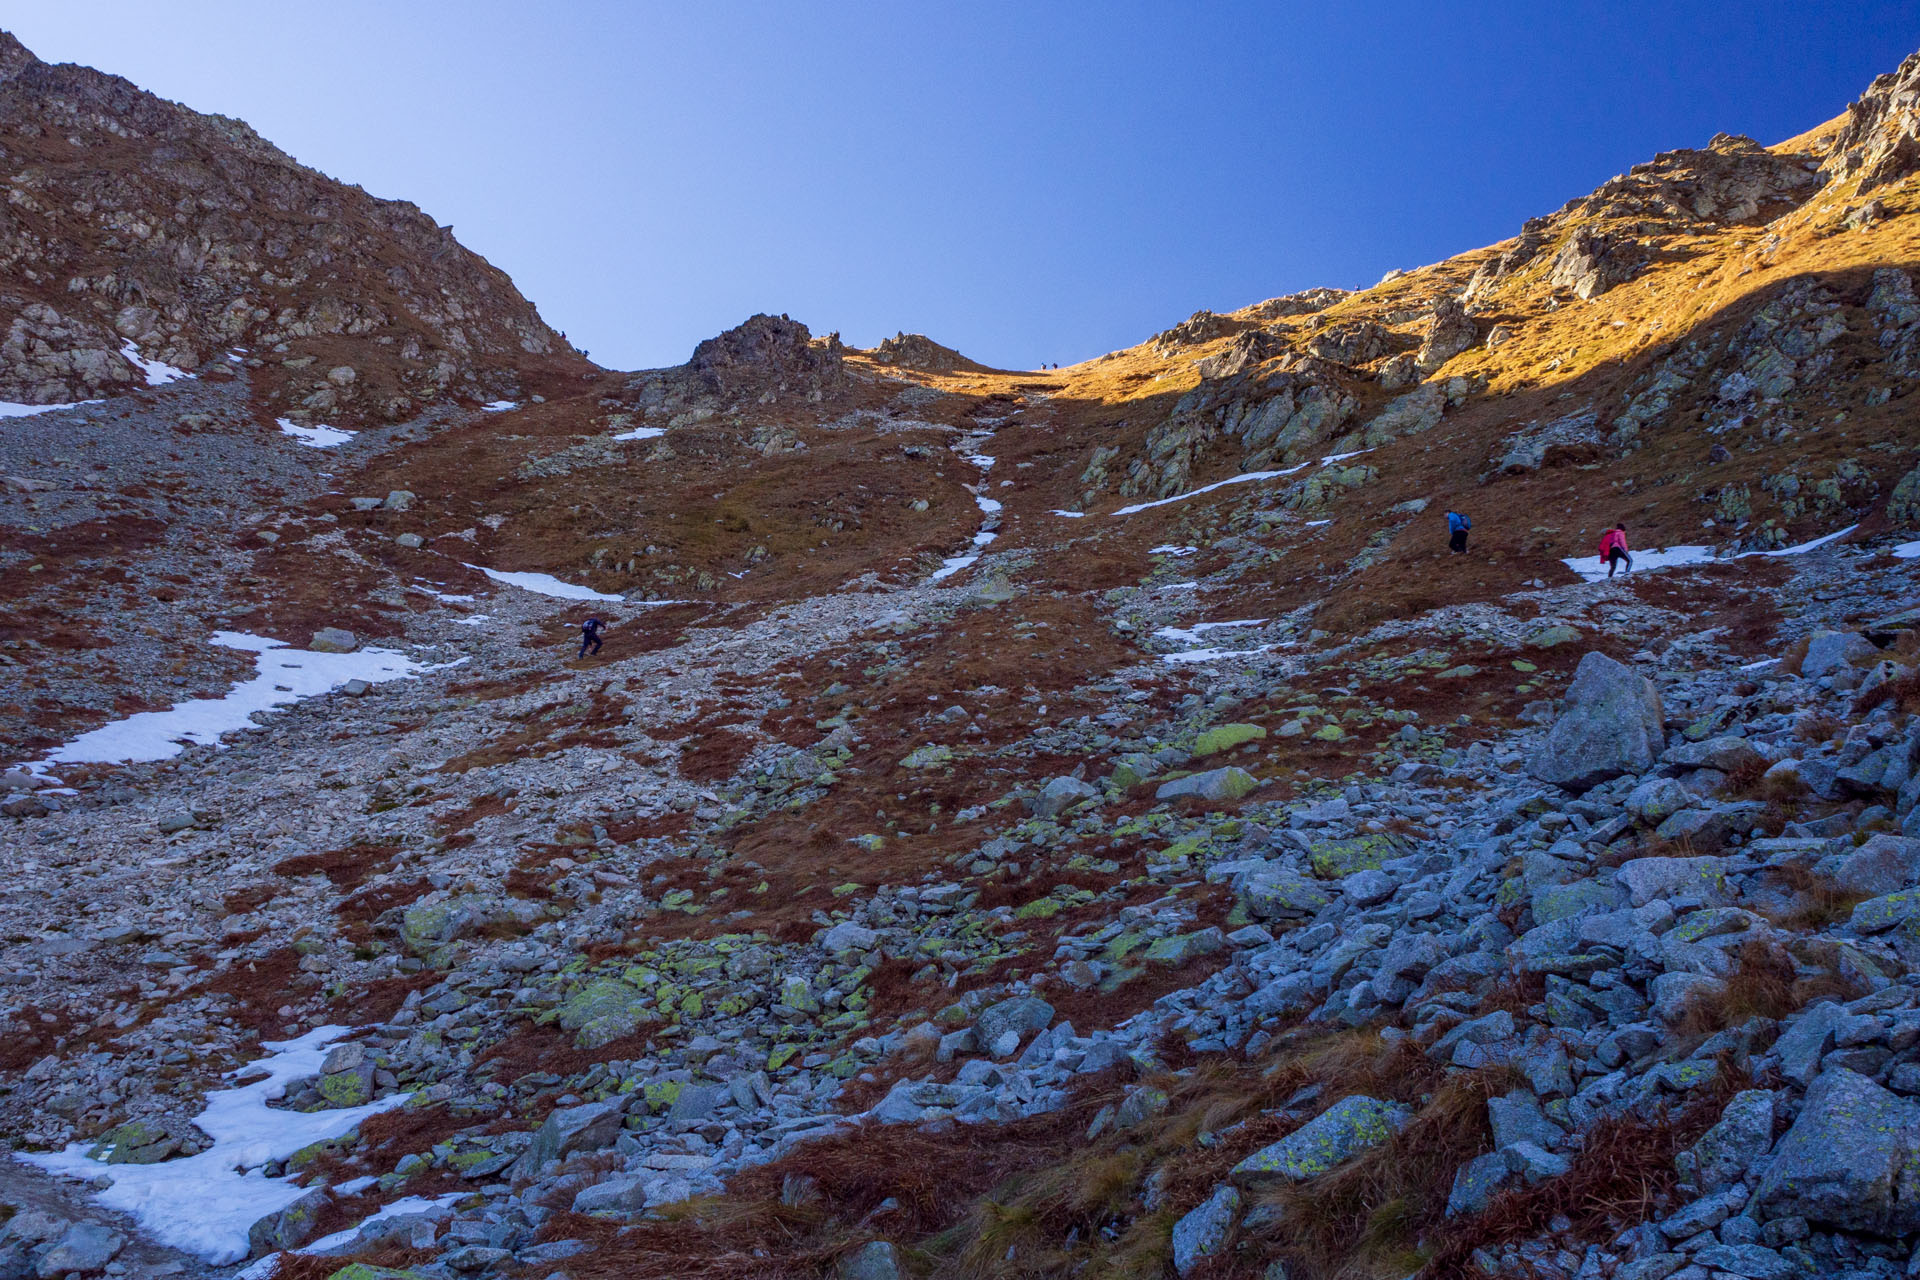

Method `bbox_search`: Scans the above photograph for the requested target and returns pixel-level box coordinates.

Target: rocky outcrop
[0,30,571,414]
[868,332,979,373]
[687,313,847,399]
[1152,309,1238,351]
[1415,296,1476,372]
[1548,228,1645,300]
[1823,50,1920,191]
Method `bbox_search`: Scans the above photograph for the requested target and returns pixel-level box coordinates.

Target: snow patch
[21,633,432,773]
[466,563,625,602]
[1560,524,1861,582]
[1050,510,1086,518]
[613,425,665,441]
[1153,619,1265,646]
[296,1192,464,1257]
[482,399,518,412]
[276,417,356,449]
[928,433,1001,584]
[1150,545,1197,557]
[119,339,191,386]
[1744,523,1858,558]
[1110,451,1361,516]
[0,399,102,419]
[1894,539,1920,560]
[1162,644,1277,665]
[21,1027,410,1265]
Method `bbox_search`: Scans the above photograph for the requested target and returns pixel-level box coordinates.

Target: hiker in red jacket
[1598,525,1632,578]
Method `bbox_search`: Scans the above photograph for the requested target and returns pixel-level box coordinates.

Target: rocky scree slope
[3,34,1920,1280]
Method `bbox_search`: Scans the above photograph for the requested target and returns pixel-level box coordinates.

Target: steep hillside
[1,34,1919,1280]
[0,32,589,421]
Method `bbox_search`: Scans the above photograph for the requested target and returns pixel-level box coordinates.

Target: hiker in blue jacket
[1447,510,1472,554]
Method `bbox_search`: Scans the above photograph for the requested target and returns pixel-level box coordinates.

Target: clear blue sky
[9,2,1918,371]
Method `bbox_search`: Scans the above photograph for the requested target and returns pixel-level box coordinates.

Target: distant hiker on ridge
[1446,509,1471,554]
[579,617,604,658]
[1599,524,1633,578]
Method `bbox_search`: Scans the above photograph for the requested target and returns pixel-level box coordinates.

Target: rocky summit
[2,26,1920,1280]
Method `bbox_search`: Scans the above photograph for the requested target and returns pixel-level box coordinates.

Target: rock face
[1416,296,1476,372]
[0,32,571,414]
[1529,651,1665,791]
[1823,50,1920,191]
[689,313,847,399]
[1753,1067,1920,1235]
[868,332,979,373]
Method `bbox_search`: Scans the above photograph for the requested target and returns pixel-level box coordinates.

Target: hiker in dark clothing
[1447,510,1472,554]
[579,617,604,658]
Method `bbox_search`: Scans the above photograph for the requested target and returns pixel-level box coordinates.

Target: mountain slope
[1,33,1919,1280]
[0,31,589,421]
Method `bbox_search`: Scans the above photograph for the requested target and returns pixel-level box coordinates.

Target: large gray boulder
[1529,652,1664,792]
[1800,630,1875,680]
[1677,1089,1776,1193]
[515,1099,627,1176]
[838,1241,902,1280]
[1752,1067,1920,1234]
[1155,766,1259,805]
[974,996,1053,1052]
[1171,1183,1240,1276]
[1229,1095,1411,1186]
[1031,775,1097,817]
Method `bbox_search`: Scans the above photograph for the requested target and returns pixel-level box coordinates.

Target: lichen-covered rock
[1241,868,1332,920]
[1171,1183,1240,1276]
[1529,651,1664,791]
[247,1187,327,1256]
[1230,1095,1411,1186]
[398,894,545,959]
[1193,723,1266,756]
[1155,767,1259,805]
[1752,1066,1920,1235]
[1677,1089,1776,1192]
[515,1099,627,1176]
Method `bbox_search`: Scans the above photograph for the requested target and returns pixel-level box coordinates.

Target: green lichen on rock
[900,745,954,769]
[1308,834,1397,878]
[1229,1095,1410,1186]
[317,1070,372,1108]
[1193,723,1266,756]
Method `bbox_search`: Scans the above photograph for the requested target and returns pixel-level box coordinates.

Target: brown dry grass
[1858,666,1920,717]
[1677,938,1868,1042]
[1421,1064,1750,1275]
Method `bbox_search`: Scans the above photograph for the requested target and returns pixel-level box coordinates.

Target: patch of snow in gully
[613,425,665,441]
[276,417,357,448]
[21,633,432,774]
[1153,619,1266,646]
[21,1027,409,1264]
[119,339,191,386]
[465,563,625,602]
[1109,451,1361,516]
[0,399,103,419]
[928,433,1001,584]
[1162,644,1278,665]
[1560,524,1861,582]
[1894,539,1920,560]
[482,399,518,412]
